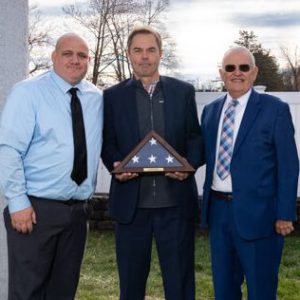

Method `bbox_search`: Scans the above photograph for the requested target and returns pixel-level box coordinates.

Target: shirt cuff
[8,195,32,213]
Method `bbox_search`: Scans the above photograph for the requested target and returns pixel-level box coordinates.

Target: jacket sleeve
[185,85,204,169]
[274,102,299,221]
[101,89,122,172]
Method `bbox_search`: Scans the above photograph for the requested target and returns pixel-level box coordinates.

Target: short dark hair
[127,26,162,52]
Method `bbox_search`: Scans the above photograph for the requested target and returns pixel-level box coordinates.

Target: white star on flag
[132,155,139,164]
[149,138,157,146]
[148,154,157,163]
[165,154,174,164]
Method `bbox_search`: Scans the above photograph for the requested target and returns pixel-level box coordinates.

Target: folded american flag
[112,131,194,173]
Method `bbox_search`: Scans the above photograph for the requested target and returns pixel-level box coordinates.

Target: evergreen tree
[234,30,284,91]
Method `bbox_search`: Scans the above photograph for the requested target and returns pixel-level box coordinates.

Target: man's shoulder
[247,90,289,115]
[80,79,103,96]
[13,71,50,89]
[107,78,132,89]
[160,76,194,89]
[7,71,52,100]
[205,94,225,109]
[257,92,286,106]
[104,78,133,95]
[4,72,53,113]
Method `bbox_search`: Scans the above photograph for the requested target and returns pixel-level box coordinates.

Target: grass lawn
[76,230,300,300]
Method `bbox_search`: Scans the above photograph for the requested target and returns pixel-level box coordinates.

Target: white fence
[96,91,300,196]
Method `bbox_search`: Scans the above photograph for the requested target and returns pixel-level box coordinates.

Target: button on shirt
[0,70,103,213]
[212,89,251,192]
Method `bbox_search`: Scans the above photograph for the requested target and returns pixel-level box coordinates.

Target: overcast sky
[31,0,300,80]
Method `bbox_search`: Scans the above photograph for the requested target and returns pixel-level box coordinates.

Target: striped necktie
[216,99,239,180]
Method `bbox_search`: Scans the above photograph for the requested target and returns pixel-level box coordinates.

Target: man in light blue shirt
[0,33,103,300]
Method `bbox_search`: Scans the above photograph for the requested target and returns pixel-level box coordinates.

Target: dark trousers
[116,207,195,300]
[209,195,284,300]
[4,196,88,300]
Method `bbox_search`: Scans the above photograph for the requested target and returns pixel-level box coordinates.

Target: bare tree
[281,45,300,91]
[63,0,113,85]
[137,0,169,25]
[136,0,178,72]
[63,0,177,85]
[28,4,53,75]
[104,0,135,82]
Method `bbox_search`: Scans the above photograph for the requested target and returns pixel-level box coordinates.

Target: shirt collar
[50,70,83,94]
[226,88,252,108]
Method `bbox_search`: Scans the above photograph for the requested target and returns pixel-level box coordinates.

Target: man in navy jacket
[101,26,202,300]
[201,46,299,300]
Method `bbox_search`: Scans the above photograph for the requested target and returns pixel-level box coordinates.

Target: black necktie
[69,88,87,185]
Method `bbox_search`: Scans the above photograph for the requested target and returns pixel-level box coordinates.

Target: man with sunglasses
[200,46,299,300]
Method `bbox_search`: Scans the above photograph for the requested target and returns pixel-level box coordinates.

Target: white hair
[222,46,256,68]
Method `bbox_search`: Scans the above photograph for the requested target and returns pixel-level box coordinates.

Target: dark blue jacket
[101,76,203,223]
[201,89,299,239]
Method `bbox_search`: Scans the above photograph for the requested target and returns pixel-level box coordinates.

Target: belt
[28,195,86,206]
[210,189,233,201]
[60,199,85,206]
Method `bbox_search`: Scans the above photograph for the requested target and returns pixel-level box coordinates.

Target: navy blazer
[101,76,203,224]
[200,89,299,240]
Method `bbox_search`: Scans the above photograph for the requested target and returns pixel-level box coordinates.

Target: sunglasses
[224,64,251,72]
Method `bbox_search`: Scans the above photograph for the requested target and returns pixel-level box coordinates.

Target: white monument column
[0,1,28,298]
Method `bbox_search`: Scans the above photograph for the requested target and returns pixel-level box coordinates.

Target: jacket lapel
[124,79,140,143]
[208,96,226,165]
[160,76,173,142]
[233,89,261,155]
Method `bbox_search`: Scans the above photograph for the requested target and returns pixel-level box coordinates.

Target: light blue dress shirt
[0,70,103,213]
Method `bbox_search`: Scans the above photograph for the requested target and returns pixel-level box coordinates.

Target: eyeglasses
[224,64,251,73]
